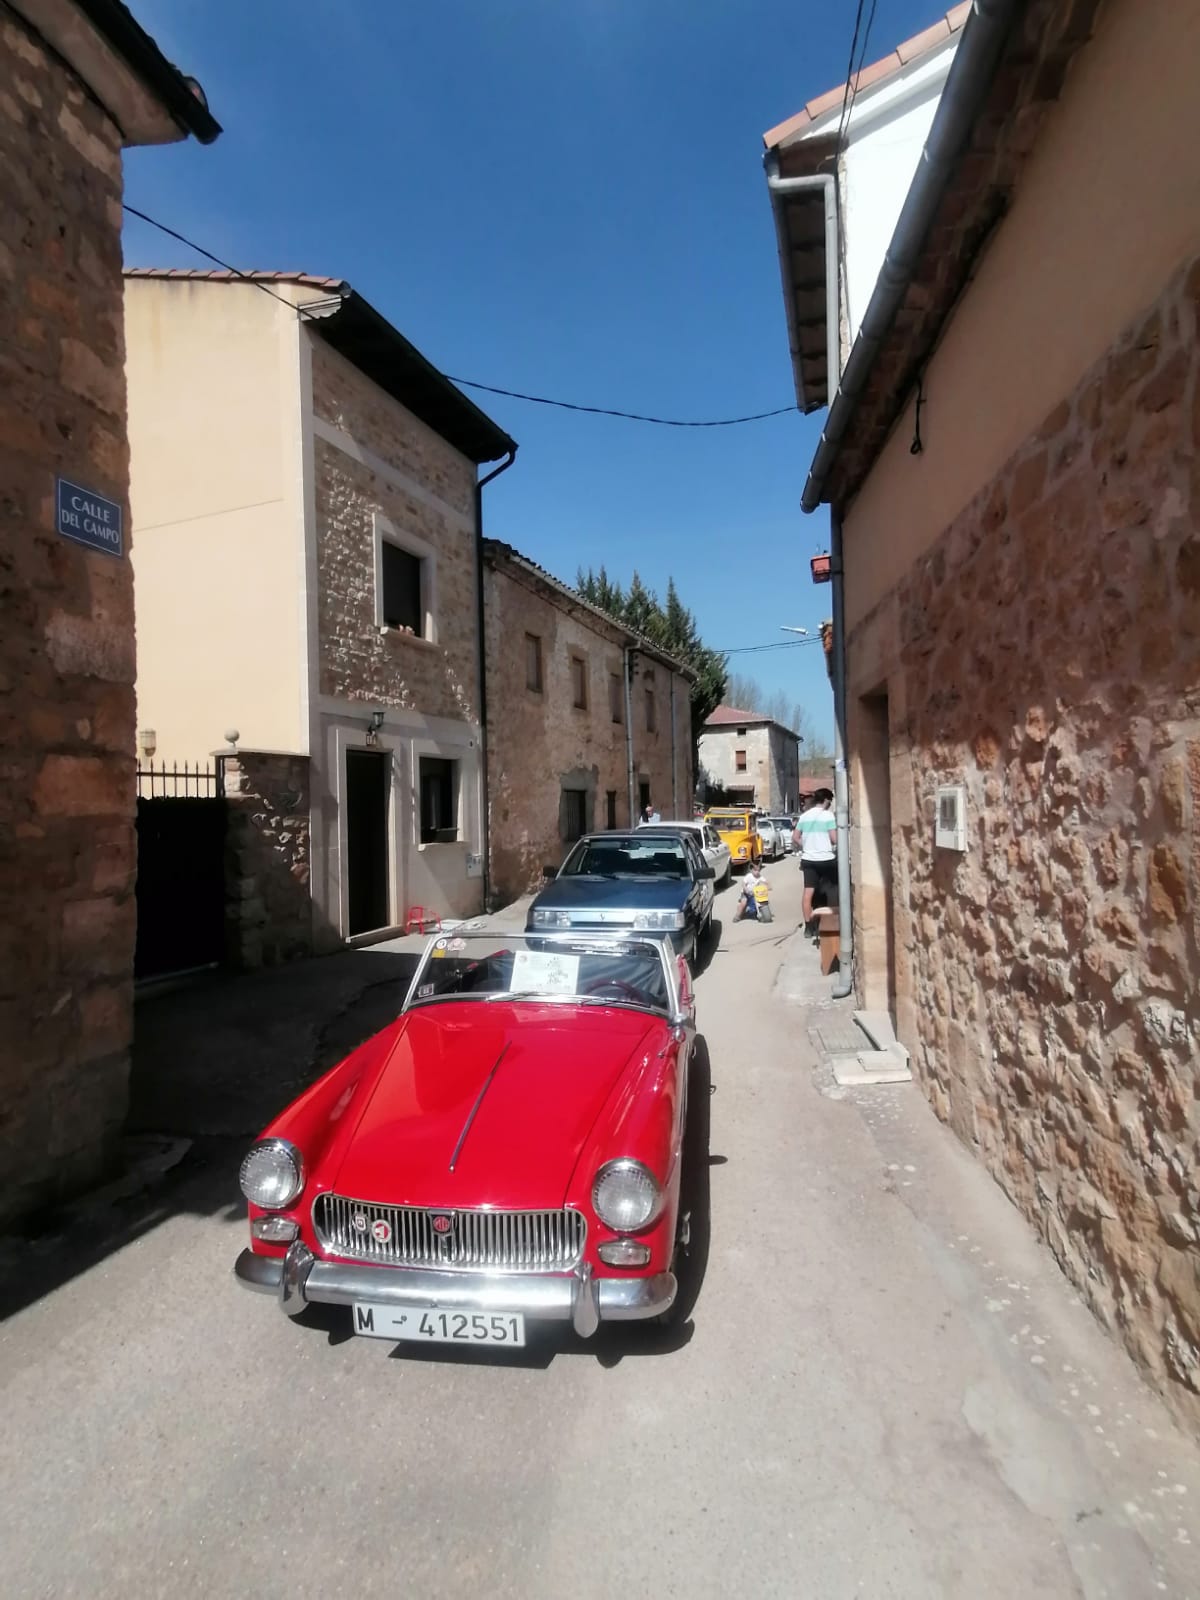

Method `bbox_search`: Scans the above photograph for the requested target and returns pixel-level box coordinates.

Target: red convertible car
[234,931,703,1346]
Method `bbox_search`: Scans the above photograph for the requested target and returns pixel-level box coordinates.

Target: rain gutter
[475,448,518,908]
[763,160,839,415]
[800,0,1022,513]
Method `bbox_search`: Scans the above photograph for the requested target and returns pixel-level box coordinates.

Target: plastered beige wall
[126,279,307,765]
[842,0,1200,631]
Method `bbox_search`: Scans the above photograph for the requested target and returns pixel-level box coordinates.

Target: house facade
[699,706,801,812]
[769,0,1200,1424]
[0,2,217,1221]
[125,272,515,959]
[482,542,694,903]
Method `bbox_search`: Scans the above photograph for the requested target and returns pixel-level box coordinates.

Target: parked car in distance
[705,808,760,871]
[234,931,704,1345]
[528,831,715,961]
[755,817,783,862]
[639,820,732,890]
[769,816,798,854]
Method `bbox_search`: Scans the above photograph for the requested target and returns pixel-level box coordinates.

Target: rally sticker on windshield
[510,950,580,994]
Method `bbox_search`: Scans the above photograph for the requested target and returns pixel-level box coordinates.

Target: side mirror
[542,864,557,882]
[696,865,715,880]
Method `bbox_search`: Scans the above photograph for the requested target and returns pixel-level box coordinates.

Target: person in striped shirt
[793,789,837,936]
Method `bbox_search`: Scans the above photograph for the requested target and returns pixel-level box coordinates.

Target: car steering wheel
[583,977,648,1004]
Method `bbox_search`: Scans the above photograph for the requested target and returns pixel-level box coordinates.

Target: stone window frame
[735,749,747,772]
[373,512,438,646]
[525,632,544,694]
[609,670,624,724]
[569,652,589,711]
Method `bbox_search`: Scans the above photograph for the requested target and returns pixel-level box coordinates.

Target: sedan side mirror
[542,864,557,882]
[696,865,715,880]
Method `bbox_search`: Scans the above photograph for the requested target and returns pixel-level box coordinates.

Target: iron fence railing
[136,760,223,799]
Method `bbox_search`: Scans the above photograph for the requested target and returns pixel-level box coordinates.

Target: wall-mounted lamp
[138,728,157,759]
[365,709,385,748]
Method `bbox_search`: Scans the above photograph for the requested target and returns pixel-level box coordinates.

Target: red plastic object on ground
[404,906,442,934]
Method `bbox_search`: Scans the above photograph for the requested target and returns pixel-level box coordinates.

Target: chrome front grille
[312,1194,586,1273]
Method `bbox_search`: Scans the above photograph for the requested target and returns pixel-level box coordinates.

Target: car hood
[530,877,691,916]
[327,1003,658,1209]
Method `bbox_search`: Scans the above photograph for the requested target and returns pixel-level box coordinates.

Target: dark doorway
[346,749,390,936]
[135,793,225,979]
[639,779,651,813]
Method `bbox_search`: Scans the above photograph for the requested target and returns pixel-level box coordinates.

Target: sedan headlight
[632,910,686,931]
[592,1159,664,1232]
[531,908,572,928]
[239,1138,304,1210]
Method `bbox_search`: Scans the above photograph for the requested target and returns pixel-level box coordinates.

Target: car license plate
[352,1303,526,1347]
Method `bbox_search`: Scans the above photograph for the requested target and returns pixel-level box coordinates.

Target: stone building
[698,706,801,812]
[125,271,515,956]
[768,0,1200,1422]
[0,2,217,1221]
[482,542,695,903]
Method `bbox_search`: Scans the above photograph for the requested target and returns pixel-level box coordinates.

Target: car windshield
[709,814,748,832]
[560,836,689,879]
[404,933,673,1013]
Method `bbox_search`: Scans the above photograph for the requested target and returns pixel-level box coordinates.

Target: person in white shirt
[794,788,837,935]
[638,803,661,826]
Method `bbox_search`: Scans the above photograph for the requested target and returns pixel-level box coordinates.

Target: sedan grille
[312,1194,586,1273]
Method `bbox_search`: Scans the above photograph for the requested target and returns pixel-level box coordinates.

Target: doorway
[856,690,896,1019]
[346,748,391,936]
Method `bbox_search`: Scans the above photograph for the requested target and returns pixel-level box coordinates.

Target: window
[562,787,590,843]
[571,655,588,710]
[525,633,543,693]
[645,687,657,732]
[418,756,458,843]
[736,726,747,736]
[639,780,651,813]
[609,672,623,724]
[606,789,617,829]
[735,749,747,772]
[381,542,422,634]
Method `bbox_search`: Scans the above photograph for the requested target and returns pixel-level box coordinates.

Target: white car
[755,817,783,862]
[769,816,797,854]
[639,821,732,890]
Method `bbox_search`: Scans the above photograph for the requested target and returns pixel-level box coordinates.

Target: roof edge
[801,0,1022,513]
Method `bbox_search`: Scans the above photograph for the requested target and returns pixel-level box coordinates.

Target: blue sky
[124,0,938,745]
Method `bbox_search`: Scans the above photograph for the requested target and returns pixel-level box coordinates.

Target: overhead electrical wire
[715,637,823,656]
[123,203,799,429]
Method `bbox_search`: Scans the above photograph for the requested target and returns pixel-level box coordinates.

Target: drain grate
[812,1021,871,1056]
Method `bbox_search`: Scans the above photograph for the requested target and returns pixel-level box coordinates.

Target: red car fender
[567,1022,687,1269]
[247,1017,408,1255]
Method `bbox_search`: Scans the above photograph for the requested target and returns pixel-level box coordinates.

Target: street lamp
[780,626,809,636]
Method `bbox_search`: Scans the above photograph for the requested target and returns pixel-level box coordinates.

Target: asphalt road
[2,865,1199,1599]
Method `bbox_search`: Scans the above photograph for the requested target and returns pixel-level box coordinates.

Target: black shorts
[802,858,838,894]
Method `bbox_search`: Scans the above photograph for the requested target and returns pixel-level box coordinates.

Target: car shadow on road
[692,921,722,977]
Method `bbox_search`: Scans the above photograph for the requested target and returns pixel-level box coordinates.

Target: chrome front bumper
[235,1245,676,1338]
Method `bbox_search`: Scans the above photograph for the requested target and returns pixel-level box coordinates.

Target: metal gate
[135,763,226,980]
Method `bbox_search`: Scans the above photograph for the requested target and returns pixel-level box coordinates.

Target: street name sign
[56,478,123,558]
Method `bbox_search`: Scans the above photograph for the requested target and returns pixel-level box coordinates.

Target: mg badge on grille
[352,1212,368,1232]
[430,1212,455,1236]
[371,1218,392,1244]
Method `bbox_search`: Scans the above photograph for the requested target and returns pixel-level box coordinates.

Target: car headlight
[531,908,571,928]
[239,1138,304,1210]
[592,1159,665,1232]
[632,910,686,931]
[736,845,747,857]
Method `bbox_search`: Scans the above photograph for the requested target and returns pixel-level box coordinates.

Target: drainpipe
[669,672,678,816]
[474,447,518,909]
[764,156,839,417]
[623,645,636,824]
[829,508,854,999]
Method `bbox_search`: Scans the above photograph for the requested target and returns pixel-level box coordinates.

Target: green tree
[575,567,727,763]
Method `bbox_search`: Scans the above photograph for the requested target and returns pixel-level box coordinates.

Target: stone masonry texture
[223,751,313,969]
[311,338,480,721]
[484,556,694,905]
[0,14,134,1222]
[868,253,1200,1427]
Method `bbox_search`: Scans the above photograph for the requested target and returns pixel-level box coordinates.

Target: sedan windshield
[560,837,689,879]
[405,933,672,1012]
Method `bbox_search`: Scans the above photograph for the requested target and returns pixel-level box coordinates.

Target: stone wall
[310,337,480,720]
[484,556,693,905]
[0,14,135,1221]
[700,724,799,811]
[863,253,1200,1424]
[223,751,313,968]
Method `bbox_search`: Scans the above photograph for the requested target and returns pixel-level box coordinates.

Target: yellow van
[705,809,760,871]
